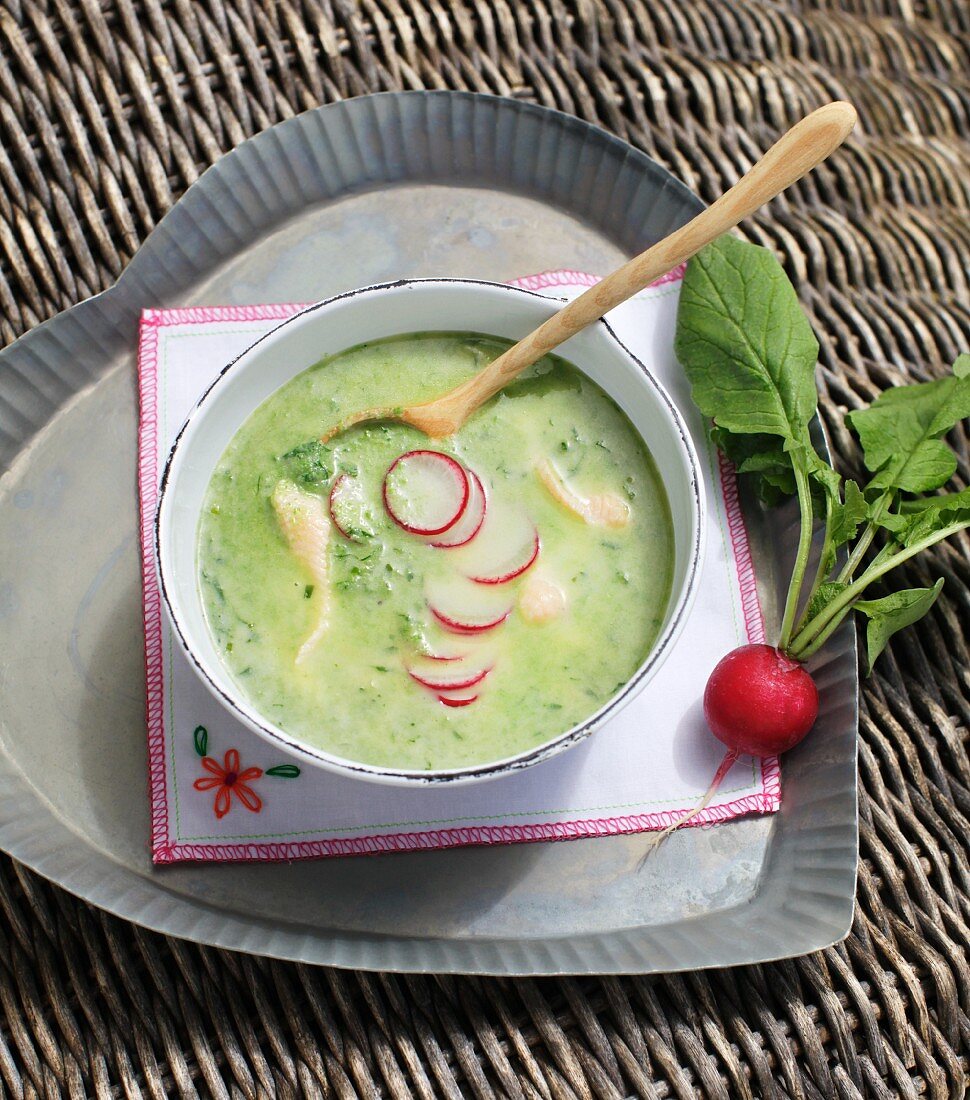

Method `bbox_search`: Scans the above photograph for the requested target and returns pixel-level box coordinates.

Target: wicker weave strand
[1,0,968,1097]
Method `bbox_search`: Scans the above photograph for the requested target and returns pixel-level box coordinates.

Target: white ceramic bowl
[156,279,705,785]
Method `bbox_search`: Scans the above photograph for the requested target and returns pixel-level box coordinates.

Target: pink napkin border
[138,274,780,863]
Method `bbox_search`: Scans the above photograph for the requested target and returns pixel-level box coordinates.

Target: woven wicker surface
[1,0,968,1096]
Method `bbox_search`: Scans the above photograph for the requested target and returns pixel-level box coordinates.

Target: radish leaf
[877,486,970,534]
[676,235,828,648]
[847,369,970,492]
[675,235,819,444]
[855,580,944,672]
[898,485,970,516]
[710,428,797,503]
[829,481,868,549]
[815,479,869,577]
[893,495,970,548]
[805,581,847,622]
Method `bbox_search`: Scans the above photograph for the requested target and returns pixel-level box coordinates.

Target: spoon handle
[412,100,856,436]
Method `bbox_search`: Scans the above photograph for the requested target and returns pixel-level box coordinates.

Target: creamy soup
[198,333,674,770]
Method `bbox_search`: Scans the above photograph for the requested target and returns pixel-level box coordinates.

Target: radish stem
[835,487,892,584]
[778,463,815,650]
[638,749,741,861]
[789,519,970,658]
[794,490,835,636]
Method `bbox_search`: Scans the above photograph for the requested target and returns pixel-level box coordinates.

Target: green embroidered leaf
[193,725,208,757]
[675,235,820,444]
[847,363,970,493]
[266,764,301,778]
[855,580,944,673]
[953,353,970,378]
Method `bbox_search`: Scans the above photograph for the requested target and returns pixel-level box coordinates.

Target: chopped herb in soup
[198,333,674,770]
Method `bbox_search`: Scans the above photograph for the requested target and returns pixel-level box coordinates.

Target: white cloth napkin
[139,271,779,862]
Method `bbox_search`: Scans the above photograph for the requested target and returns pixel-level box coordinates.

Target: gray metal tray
[0,92,857,975]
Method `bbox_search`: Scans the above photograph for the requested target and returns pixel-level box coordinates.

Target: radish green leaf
[847,369,970,492]
[805,581,847,623]
[855,580,944,672]
[894,494,970,548]
[829,480,868,549]
[675,235,819,445]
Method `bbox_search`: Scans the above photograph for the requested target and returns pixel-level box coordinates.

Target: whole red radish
[704,644,818,757]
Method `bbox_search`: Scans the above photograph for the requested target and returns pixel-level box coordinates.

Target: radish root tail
[637,750,740,865]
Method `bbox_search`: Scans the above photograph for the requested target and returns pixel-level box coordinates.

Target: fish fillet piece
[272,478,332,664]
[518,572,566,624]
[535,459,631,528]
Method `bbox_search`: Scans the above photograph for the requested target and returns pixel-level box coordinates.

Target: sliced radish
[383,450,469,536]
[428,471,487,548]
[426,575,513,635]
[407,660,492,692]
[470,528,540,585]
[438,693,478,708]
[406,649,469,675]
[430,606,511,635]
[458,501,540,585]
[328,473,369,540]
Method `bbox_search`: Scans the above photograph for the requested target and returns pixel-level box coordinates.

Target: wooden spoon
[325,100,856,441]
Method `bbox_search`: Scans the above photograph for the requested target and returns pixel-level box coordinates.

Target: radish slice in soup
[437,693,478,708]
[428,471,487,548]
[328,473,368,541]
[426,575,513,635]
[406,650,471,676]
[459,502,540,585]
[383,450,469,536]
[407,656,492,692]
[430,605,512,635]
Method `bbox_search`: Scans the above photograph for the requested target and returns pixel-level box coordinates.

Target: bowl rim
[155,276,706,785]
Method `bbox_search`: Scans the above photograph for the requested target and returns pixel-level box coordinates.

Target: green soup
[198,333,674,770]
